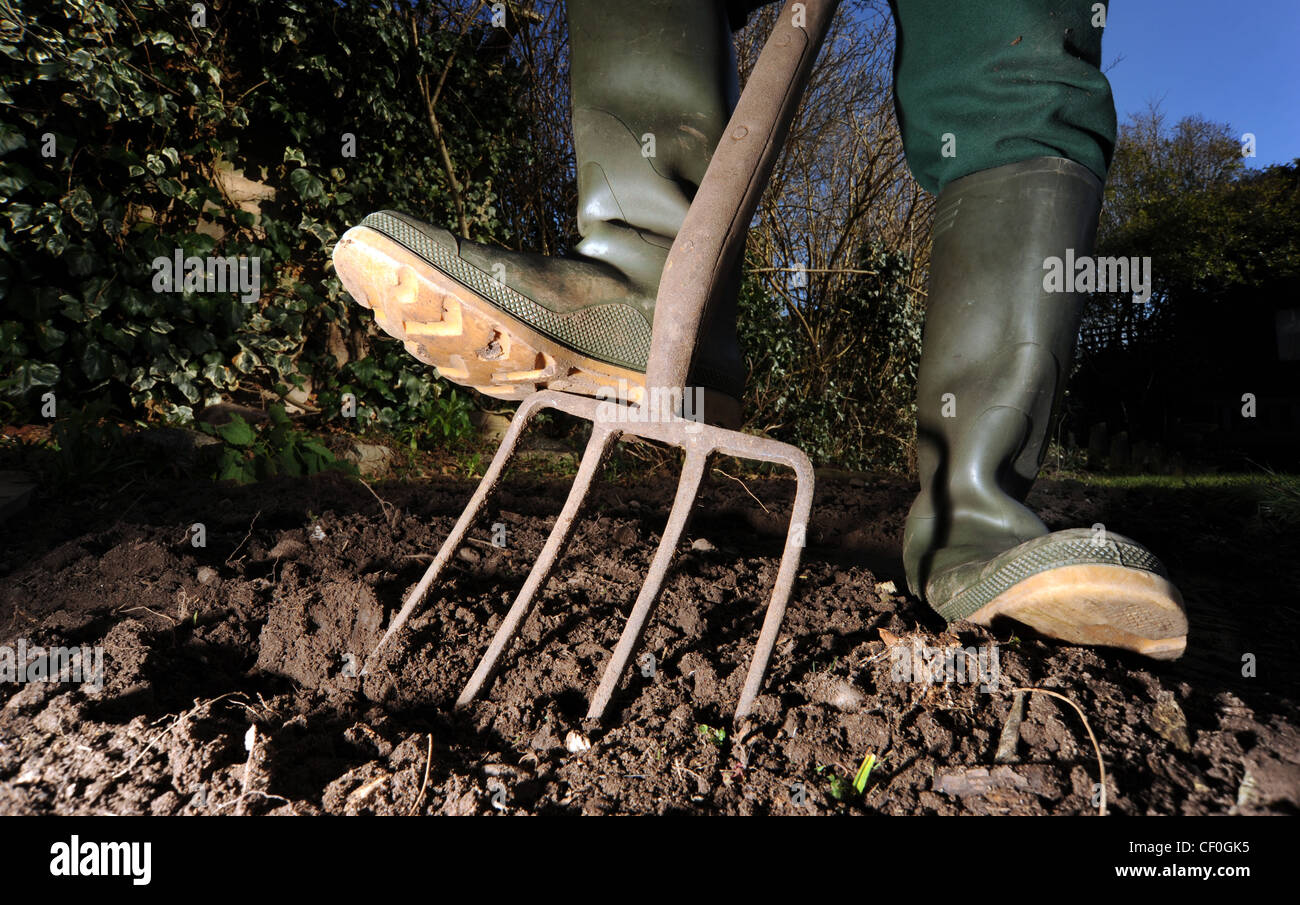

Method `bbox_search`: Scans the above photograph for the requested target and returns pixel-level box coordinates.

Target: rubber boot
[332,0,744,426]
[903,157,1188,660]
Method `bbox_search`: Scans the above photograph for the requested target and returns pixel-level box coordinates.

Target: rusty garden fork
[363,0,839,725]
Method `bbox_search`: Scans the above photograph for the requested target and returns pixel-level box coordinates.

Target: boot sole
[966,564,1188,660]
[334,225,649,403]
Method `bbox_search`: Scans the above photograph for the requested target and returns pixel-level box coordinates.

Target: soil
[1,454,1297,815]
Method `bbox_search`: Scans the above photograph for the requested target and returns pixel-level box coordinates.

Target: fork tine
[360,393,547,675]
[586,448,709,721]
[733,452,815,724]
[456,423,619,707]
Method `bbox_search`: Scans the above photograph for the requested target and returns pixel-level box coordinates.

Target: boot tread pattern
[359,212,652,371]
[334,225,649,403]
[936,529,1168,623]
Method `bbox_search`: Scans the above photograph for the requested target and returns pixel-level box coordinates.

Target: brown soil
[1,461,1297,815]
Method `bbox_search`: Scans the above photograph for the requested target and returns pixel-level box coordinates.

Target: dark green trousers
[727,0,1117,193]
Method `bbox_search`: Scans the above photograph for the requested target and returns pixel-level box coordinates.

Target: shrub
[739,243,923,470]
[0,0,533,444]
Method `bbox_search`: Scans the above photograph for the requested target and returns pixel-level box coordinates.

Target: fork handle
[644,0,840,409]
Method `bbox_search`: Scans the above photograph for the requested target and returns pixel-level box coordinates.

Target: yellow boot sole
[968,563,1188,660]
[333,224,649,404]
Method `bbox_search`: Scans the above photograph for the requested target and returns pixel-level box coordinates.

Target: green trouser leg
[889,0,1117,194]
[729,0,1117,191]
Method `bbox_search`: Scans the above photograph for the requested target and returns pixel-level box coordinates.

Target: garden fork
[363,0,838,724]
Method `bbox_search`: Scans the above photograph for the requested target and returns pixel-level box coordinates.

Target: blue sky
[1101,0,1300,167]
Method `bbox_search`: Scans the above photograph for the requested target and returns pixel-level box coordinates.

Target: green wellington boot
[332,1,744,425]
[903,157,1188,660]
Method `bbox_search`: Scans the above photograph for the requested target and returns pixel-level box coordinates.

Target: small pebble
[565,731,591,753]
[269,537,306,559]
[483,763,526,778]
[810,676,865,713]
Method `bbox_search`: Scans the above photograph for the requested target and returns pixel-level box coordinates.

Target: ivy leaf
[81,344,110,383]
[63,187,95,226]
[92,80,121,110]
[2,361,60,393]
[66,247,98,276]
[5,202,31,229]
[299,215,336,247]
[288,167,325,203]
[232,348,260,373]
[37,322,67,351]
[0,123,27,155]
[174,374,199,403]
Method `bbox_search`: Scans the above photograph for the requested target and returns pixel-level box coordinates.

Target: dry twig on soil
[711,467,770,514]
[408,733,434,815]
[224,509,261,566]
[358,478,396,528]
[1010,686,1108,816]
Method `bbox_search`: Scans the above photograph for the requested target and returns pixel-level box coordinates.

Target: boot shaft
[567,1,739,294]
[904,157,1104,598]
